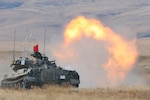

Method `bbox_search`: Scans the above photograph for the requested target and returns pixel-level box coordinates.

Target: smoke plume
[52,16,138,87]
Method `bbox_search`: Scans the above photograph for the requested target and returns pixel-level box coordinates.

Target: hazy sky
[0,0,149,42]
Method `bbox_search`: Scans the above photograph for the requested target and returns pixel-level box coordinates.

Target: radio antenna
[43,27,46,57]
[21,33,32,65]
[13,29,16,61]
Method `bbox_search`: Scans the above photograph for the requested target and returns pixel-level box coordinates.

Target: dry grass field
[0,85,150,100]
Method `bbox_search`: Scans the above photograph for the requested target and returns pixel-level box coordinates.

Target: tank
[1,44,80,89]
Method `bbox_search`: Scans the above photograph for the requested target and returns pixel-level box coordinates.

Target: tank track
[1,76,30,89]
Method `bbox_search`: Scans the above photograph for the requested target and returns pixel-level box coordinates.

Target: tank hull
[1,68,80,89]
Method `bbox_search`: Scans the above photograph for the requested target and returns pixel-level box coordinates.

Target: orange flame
[54,16,138,85]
